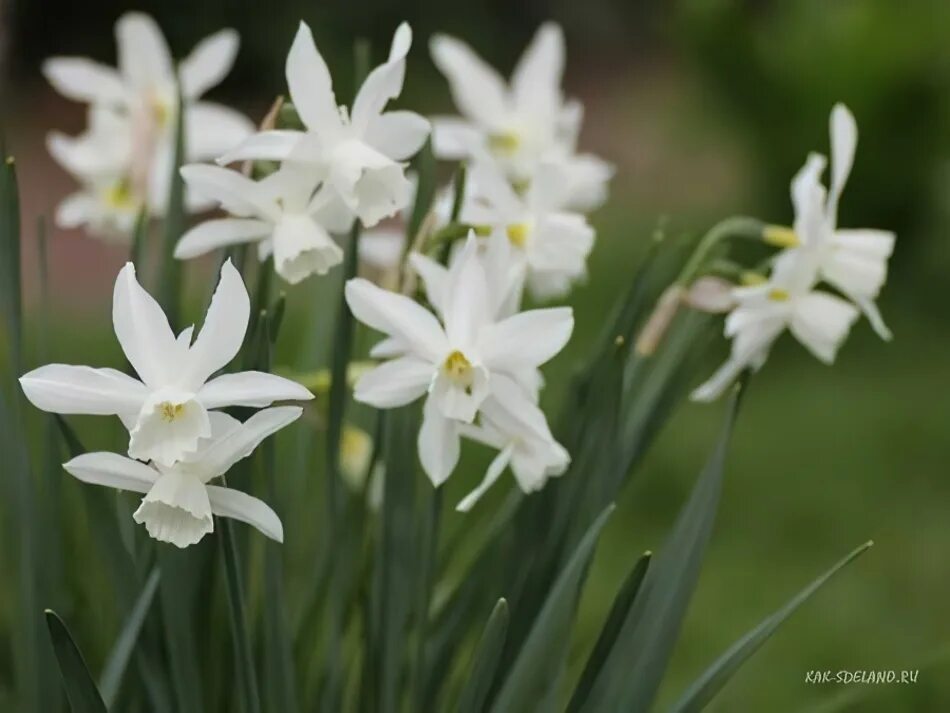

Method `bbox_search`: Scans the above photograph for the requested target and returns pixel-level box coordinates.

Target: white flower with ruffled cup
[20,260,313,467]
[219,21,430,228]
[63,407,301,548]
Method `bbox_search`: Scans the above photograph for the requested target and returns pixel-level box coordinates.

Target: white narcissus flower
[345,235,573,484]
[429,23,612,209]
[20,260,313,466]
[43,12,254,230]
[773,104,895,339]
[176,164,351,284]
[64,407,300,548]
[462,161,595,301]
[220,21,430,228]
[691,257,859,402]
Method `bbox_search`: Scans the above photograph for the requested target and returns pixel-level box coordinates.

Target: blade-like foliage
[45,610,108,713]
[456,598,509,713]
[668,540,874,713]
[575,382,745,712]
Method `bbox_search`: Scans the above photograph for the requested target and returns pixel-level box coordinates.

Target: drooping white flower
[176,163,352,283]
[20,260,313,466]
[220,21,430,228]
[63,407,300,548]
[429,23,612,209]
[345,234,573,483]
[691,256,859,402]
[772,104,895,339]
[43,12,254,231]
[461,161,595,301]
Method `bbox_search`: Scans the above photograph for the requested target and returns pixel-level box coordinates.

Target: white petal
[20,365,147,415]
[197,406,302,478]
[115,12,173,90]
[511,23,564,117]
[456,443,514,512]
[853,296,892,341]
[207,485,283,542]
[181,163,276,218]
[790,153,828,243]
[691,356,753,403]
[430,365,490,423]
[217,130,307,165]
[186,102,256,161]
[442,236,491,349]
[327,140,410,226]
[369,336,408,359]
[272,214,343,283]
[183,259,250,388]
[408,252,448,316]
[134,472,213,548]
[345,278,447,362]
[430,117,482,159]
[417,400,460,486]
[479,306,573,371]
[55,192,96,229]
[365,111,431,161]
[175,218,271,259]
[286,22,341,133]
[42,58,127,105]
[198,371,314,409]
[828,103,857,224]
[833,229,895,259]
[790,291,859,364]
[352,356,432,408]
[112,262,181,387]
[429,34,509,129]
[129,393,211,466]
[180,29,239,99]
[63,452,157,493]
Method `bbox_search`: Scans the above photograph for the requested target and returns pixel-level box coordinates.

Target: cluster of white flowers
[692,105,895,401]
[19,261,314,547]
[44,12,255,238]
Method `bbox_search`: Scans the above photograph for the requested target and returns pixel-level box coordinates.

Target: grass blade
[456,598,509,713]
[45,610,108,713]
[577,382,745,712]
[159,83,186,322]
[99,567,161,707]
[669,541,873,713]
[567,551,652,712]
[489,504,615,713]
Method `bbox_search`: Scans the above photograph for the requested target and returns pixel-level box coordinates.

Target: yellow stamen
[472,224,493,237]
[488,131,521,155]
[103,181,136,209]
[740,271,768,286]
[506,223,530,248]
[443,350,473,386]
[768,288,790,302]
[762,225,800,248]
[159,402,185,422]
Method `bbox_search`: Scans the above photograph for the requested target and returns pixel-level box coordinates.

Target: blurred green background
[2,0,950,711]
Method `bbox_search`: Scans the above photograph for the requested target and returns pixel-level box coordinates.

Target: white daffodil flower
[43,12,254,227]
[176,163,352,283]
[455,384,569,512]
[692,257,859,402]
[345,235,573,482]
[429,23,612,209]
[63,407,300,548]
[462,161,595,301]
[20,260,313,466]
[220,22,430,228]
[772,104,896,340]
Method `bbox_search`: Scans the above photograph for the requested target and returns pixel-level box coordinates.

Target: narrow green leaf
[567,551,652,712]
[406,137,436,244]
[669,541,874,713]
[99,567,161,707]
[0,154,22,369]
[130,207,149,268]
[456,598,509,713]
[408,486,442,709]
[219,510,262,713]
[45,610,108,713]
[577,383,745,712]
[490,504,615,713]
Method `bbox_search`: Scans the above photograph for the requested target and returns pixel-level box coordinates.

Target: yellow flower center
[762,225,800,248]
[768,288,790,302]
[443,350,473,386]
[488,131,521,155]
[159,402,185,422]
[740,271,768,286]
[506,222,530,248]
[103,181,136,210]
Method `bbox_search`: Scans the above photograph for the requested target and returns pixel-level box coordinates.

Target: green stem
[675,216,764,286]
